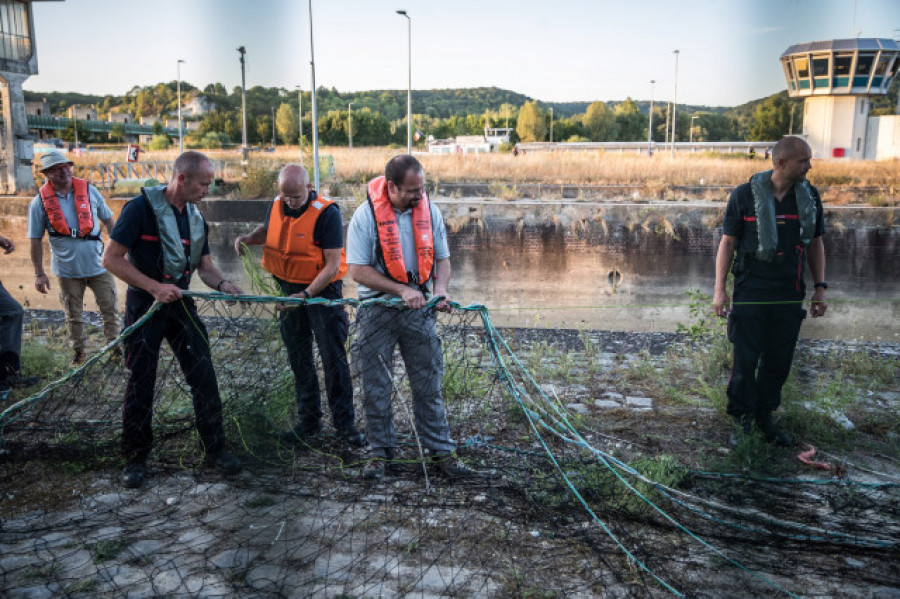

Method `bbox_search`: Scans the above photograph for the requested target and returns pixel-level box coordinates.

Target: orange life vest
[39,177,97,239]
[366,175,433,285]
[262,195,348,285]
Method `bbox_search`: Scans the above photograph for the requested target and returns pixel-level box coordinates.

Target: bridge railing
[27,114,183,136]
[84,160,229,189]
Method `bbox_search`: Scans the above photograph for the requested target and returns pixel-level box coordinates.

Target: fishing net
[1,294,898,597]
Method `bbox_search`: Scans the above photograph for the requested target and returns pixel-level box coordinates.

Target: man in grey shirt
[28,150,119,365]
[347,154,469,479]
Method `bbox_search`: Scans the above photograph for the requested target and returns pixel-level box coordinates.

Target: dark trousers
[726,298,806,418]
[122,290,224,459]
[277,281,354,430]
[0,282,24,378]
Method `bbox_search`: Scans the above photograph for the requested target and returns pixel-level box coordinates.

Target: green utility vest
[142,185,205,282]
[749,170,817,263]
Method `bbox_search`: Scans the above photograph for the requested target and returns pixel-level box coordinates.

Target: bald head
[278,164,312,209]
[771,136,810,166]
[278,164,310,189]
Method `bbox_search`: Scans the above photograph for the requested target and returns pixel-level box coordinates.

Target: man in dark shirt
[233,164,364,448]
[713,136,827,448]
[103,151,244,488]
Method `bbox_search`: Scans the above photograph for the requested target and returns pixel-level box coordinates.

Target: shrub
[239,165,279,199]
[147,135,171,151]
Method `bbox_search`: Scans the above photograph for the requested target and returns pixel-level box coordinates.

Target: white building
[67,105,97,121]
[781,38,900,160]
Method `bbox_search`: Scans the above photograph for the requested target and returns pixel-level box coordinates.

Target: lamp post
[271,106,276,149]
[689,114,699,143]
[671,49,679,159]
[396,9,411,155]
[176,59,185,153]
[296,85,304,163]
[237,46,248,164]
[348,102,354,149]
[647,79,655,156]
[308,0,320,189]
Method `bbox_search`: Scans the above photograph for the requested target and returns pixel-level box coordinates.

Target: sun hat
[40,150,74,172]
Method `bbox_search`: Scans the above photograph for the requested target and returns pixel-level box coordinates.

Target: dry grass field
[53,145,900,203]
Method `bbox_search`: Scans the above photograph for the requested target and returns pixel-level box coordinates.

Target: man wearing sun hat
[27,150,119,365]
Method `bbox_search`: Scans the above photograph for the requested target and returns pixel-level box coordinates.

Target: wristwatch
[301,290,311,299]
[813,282,828,290]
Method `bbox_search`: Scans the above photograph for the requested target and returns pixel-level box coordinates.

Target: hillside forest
[25,80,899,148]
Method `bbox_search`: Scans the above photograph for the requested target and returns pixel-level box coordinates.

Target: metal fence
[84,160,230,189]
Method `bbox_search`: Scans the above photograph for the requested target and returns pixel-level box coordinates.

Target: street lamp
[671,49,679,159]
[237,46,248,163]
[689,115,699,143]
[295,85,304,163]
[308,0,320,189]
[348,102,354,149]
[176,59,185,153]
[647,79,655,156]
[396,9,411,154]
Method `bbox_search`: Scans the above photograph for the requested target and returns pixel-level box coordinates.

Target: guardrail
[517,141,776,155]
[27,115,183,137]
[84,160,229,189]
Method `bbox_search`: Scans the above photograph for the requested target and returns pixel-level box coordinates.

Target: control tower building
[780,38,900,160]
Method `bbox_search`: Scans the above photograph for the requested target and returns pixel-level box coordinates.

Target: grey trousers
[356,304,454,456]
[0,282,24,377]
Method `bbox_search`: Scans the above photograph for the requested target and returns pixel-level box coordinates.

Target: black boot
[728,414,753,448]
[756,411,793,447]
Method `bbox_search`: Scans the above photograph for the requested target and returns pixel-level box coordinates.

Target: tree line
[25,79,898,148]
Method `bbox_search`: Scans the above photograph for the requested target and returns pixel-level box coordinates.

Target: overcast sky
[24,0,900,107]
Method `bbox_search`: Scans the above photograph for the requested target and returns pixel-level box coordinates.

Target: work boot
[430,453,473,477]
[336,425,367,448]
[204,451,242,475]
[362,449,395,480]
[71,350,85,366]
[2,373,39,388]
[122,458,146,489]
[728,415,753,448]
[280,420,322,446]
[756,411,793,447]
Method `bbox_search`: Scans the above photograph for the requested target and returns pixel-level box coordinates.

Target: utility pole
[647,79,655,156]
[308,0,320,189]
[671,49,680,159]
[271,106,276,149]
[237,46,248,165]
[348,102,354,149]
[177,59,185,153]
[664,102,670,144]
[397,9,412,154]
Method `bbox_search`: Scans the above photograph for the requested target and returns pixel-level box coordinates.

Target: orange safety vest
[39,177,97,239]
[262,195,348,285]
[366,175,433,285]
